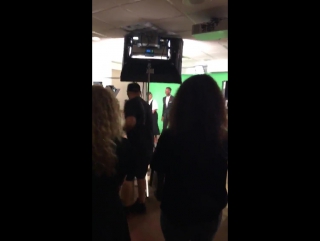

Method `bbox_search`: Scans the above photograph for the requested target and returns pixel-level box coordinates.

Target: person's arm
[170,96,174,106]
[123,101,137,132]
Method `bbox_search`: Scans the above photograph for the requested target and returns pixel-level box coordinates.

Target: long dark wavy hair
[169,74,227,147]
[92,85,122,177]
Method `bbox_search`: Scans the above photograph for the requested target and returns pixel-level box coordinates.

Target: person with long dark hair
[92,85,131,241]
[151,75,228,241]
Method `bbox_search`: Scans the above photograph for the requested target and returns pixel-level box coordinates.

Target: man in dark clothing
[123,83,153,213]
[161,87,174,130]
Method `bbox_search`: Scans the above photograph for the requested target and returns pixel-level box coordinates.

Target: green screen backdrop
[149,72,228,133]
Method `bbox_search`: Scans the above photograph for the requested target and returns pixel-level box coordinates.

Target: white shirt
[165,96,170,107]
[149,99,158,111]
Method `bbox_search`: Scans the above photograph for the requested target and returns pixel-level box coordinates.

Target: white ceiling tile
[92,0,228,62]
[125,0,182,20]
[92,0,117,13]
[103,29,128,38]
[92,17,116,33]
[208,52,228,60]
[153,16,193,32]
[116,0,145,5]
[200,41,227,52]
[169,0,227,14]
[93,6,143,27]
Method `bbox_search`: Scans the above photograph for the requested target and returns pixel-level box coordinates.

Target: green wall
[149,72,228,133]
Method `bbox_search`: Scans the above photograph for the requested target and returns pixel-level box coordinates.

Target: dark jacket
[162,96,174,119]
[151,129,228,225]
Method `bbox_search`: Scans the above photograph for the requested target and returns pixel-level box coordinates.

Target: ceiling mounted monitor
[120,33,183,84]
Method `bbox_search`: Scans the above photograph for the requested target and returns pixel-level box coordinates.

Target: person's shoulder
[141,98,150,107]
[126,98,134,103]
[125,98,133,107]
[126,97,139,106]
[130,97,140,103]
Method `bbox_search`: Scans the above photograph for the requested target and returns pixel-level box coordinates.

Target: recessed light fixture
[92,37,100,41]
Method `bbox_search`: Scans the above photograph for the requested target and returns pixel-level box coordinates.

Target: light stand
[145,62,154,198]
[145,62,154,101]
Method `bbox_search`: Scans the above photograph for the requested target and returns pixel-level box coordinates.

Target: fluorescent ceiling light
[92,37,100,41]
[133,36,139,40]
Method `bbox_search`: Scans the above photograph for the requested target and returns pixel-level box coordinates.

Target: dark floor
[126,186,228,241]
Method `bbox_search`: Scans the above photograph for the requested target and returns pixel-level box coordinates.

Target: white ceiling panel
[92,0,228,61]
[153,16,193,32]
[102,28,128,38]
[92,17,116,33]
[200,41,227,53]
[93,6,143,27]
[116,0,145,5]
[125,0,182,20]
[92,0,118,13]
[169,0,226,14]
[208,52,228,60]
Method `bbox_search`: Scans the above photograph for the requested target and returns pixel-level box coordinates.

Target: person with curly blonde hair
[92,85,131,241]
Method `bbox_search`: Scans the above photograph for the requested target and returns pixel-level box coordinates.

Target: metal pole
[146,63,151,102]
[146,63,151,198]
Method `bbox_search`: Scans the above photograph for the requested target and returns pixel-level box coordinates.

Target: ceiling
[92,0,228,66]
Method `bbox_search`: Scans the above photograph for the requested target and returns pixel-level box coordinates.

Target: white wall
[111,69,127,110]
[111,60,228,73]
[207,59,228,73]
[111,69,144,111]
[92,40,112,86]
[182,59,228,74]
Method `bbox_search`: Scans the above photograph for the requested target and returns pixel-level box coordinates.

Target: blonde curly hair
[92,85,122,176]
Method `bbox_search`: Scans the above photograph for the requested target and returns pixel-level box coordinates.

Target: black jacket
[151,129,228,225]
[162,95,174,119]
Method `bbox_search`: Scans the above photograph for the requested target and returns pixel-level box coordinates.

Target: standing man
[161,87,174,130]
[122,83,153,214]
